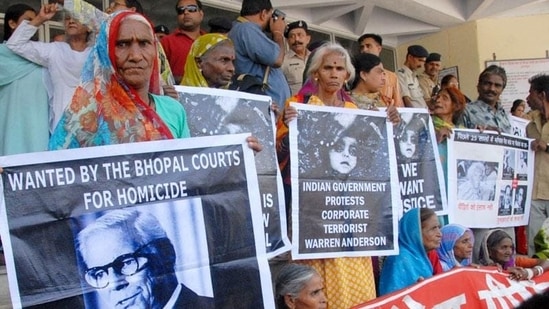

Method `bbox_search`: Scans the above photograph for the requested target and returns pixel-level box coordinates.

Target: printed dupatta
[49,11,173,149]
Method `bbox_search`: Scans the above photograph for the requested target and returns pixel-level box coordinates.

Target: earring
[314,77,319,81]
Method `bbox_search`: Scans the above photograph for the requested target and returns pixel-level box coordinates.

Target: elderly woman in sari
[432,87,468,223]
[180,33,265,151]
[432,87,467,180]
[276,42,378,309]
[181,33,236,89]
[479,229,549,281]
[181,33,270,97]
[56,0,178,99]
[49,11,189,149]
[437,224,474,271]
[276,263,327,309]
[379,208,442,295]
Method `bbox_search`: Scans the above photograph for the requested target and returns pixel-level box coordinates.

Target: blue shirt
[458,99,512,133]
[228,19,290,108]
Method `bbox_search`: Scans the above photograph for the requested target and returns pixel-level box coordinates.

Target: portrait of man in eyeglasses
[75,208,214,308]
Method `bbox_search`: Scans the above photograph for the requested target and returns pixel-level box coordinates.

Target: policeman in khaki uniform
[281,20,311,95]
[418,52,442,109]
[397,45,429,108]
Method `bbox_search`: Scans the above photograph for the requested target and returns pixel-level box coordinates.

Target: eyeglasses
[176,5,199,15]
[83,240,159,289]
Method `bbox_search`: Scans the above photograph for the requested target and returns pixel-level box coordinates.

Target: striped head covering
[437,224,474,271]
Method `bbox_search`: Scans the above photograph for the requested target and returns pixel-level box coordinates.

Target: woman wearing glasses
[161,0,205,84]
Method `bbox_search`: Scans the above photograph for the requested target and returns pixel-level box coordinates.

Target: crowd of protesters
[1,0,549,308]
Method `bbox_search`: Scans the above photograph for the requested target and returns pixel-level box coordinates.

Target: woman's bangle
[534,265,544,276]
[525,268,534,280]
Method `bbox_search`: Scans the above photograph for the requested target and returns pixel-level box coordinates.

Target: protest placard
[394,109,447,216]
[448,129,534,227]
[176,86,289,257]
[289,104,400,259]
[0,135,274,308]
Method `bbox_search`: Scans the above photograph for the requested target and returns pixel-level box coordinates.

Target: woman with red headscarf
[49,10,189,149]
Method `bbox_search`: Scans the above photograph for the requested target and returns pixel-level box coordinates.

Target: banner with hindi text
[354,267,549,309]
[448,129,534,228]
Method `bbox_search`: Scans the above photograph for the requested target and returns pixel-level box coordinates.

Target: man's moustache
[292,42,303,46]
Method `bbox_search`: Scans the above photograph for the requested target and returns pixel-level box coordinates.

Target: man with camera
[228,0,291,109]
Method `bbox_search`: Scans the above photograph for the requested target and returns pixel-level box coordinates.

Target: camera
[272,9,286,21]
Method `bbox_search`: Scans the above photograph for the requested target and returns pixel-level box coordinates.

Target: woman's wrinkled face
[433,89,454,118]
[290,274,327,309]
[453,231,473,262]
[329,136,357,175]
[199,42,235,88]
[421,215,442,251]
[489,237,513,265]
[314,52,349,94]
[115,19,156,91]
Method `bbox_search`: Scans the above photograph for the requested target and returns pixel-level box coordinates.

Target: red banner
[353,267,549,308]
